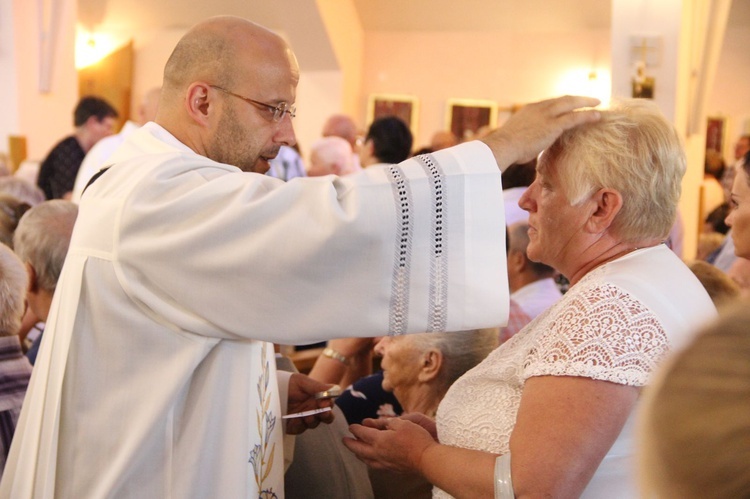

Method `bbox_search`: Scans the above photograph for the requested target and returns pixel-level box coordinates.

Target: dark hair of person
[74,96,119,127]
[501,158,537,189]
[366,117,413,164]
[705,203,731,235]
[412,146,435,157]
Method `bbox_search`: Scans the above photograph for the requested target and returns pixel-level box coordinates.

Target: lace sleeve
[522,283,670,386]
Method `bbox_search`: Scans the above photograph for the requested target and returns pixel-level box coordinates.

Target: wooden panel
[78,41,134,131]
[8,135,27,173]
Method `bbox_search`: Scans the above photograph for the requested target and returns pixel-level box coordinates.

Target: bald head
[160,17,294,112]
[309,137,356,176]
[322,114,359,148]
[155,16,299,172]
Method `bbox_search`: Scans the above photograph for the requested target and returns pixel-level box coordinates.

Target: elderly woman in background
[375,329,497,420]
[638,302,750,498]
[345,100,717,498]
[371,329,497,499]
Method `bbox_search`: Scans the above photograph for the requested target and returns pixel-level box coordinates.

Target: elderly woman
[376,329,497,419]
[344,100,717,498]
[371,329,497,499]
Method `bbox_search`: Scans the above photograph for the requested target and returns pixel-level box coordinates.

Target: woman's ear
[586,188,623,233]
[417,349,443,382]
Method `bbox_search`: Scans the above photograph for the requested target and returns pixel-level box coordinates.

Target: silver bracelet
[494,453,514,499]
[322,347,349,366]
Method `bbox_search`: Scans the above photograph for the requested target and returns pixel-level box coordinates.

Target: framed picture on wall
[706,116,726,155]
[446,99,498,141]
[367,94,419,136]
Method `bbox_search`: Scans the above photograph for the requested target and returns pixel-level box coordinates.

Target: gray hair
[0,177,46,207]
[540,99,685,243]
[0,243,27,336]
[14,200,78,293]
[409,328,498,389]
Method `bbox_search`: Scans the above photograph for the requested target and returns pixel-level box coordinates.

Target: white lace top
[435,245,716,498]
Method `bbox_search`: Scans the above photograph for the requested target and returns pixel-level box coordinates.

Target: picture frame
[446,99,498,141]
[367,94,419,136]
[705,116,726,155]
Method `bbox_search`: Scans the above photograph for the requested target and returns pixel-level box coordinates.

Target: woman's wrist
[322,347,349,365]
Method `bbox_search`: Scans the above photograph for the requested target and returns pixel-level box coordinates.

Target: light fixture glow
[555,68,611,108]
[75,28,117,69]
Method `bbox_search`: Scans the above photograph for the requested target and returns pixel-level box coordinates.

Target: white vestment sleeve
[96,130,508,342]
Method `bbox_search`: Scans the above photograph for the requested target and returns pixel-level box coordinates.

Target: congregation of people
[0,14,749,499]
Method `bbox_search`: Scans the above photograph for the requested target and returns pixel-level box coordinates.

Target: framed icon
[367,94,419,136]
[446,99,498,141]
[705,116,726,154]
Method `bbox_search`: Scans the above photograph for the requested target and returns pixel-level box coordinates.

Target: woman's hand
[344,416,438,474]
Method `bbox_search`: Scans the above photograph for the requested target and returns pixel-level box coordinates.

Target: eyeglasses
[209,85,296,122]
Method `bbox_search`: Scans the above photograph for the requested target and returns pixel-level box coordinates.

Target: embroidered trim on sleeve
[386,164,413,335]
[417,154,448,333]
[386,154,449,335]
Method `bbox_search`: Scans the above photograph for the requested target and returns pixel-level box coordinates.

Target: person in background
[369,329,498,499]
[36,96,118,200]
[322,114,361,170]
[0,178,45,208]
[308,136,358,177]
[322,114,359,150]
[71,88,161,202]
[429,130,458,151]
[501,159,537,226]
[726,256,750,299]
[638,302,750,499]
[0,195,30,249]
[506,221,562,320]
[702,149,726,217]
[720,134,750,202]
[359,116,413,167]
[13,201,78,365]
[0,244,32,476]
[266,144,307,181]
[345,99,716,499]
[687,260,740,308]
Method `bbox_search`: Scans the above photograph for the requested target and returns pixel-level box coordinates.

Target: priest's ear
[185,83,212,125]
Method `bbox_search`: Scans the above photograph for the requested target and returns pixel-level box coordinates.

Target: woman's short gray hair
[0,243,27,336]
[409,328,498,389]
[14,200,78,293]
[541,99,685,243]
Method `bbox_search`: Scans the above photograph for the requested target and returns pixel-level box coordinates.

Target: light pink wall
[707,25,750,160]
[14,0,79,160]
[362,30,611,148]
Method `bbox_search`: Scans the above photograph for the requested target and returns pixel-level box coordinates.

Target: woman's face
[374,335,423,395]
[727,166,750,258]
[518,155,591,271]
